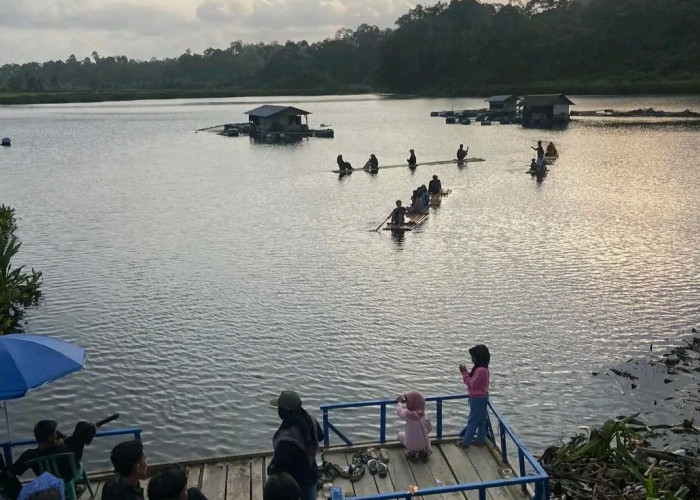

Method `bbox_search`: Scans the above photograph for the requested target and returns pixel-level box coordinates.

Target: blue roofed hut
[244,105,310,136]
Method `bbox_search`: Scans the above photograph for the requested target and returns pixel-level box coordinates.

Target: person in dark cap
[102,440,147,500]
[457,344,491,448]
[147,465,207,500]
[263,472,301,500]
[268,391,323,500]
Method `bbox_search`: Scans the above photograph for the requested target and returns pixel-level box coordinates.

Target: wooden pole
[373,213,392,232]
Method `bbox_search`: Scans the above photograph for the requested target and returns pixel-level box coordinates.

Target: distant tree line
[1,0,699,98]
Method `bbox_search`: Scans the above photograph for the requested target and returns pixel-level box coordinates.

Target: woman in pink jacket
[458,344,490,448]
[395,390,432,460]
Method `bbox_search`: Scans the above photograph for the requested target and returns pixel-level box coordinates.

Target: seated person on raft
[364,154,379,172]
[428,175,442,195]
[420,185,430,208]
[336,154,352,172]
[409,191,423,213]
[546,142,557,157]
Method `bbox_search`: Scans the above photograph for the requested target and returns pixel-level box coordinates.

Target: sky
[0,0,500,66]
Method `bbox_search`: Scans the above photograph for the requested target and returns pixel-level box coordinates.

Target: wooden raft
[86,440,528,500]
[331,158,485,173]
[429,189,452,207]
[383,211,428,231]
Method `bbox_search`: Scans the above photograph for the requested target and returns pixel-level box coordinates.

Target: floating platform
[544,155,557,165]
[429,189,452,207]
[384,211,429,231]
[331,158,485,174]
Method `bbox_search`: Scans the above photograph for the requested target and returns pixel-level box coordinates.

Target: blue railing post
[436,399,443,439]
[2,443,12,466]
[478,487,486,500]
[518,450,526,494]
[135,429,142,442]
[379,404,386,444]
[499,422,508,464]
[323,410,330,447]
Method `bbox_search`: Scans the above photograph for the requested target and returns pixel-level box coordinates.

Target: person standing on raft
[407,149,417,168]
[456,144,467,162]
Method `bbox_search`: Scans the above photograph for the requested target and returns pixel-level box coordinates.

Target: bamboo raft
[86,440,528,500]
[331,158,485,173]
[429,189,452,207]
[384,210,429,231]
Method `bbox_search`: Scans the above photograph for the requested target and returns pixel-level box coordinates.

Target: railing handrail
[487,401,548,476]
[1,427,142,466]
[320,394,467,411]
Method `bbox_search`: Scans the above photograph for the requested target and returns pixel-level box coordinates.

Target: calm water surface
[1,95,699,469]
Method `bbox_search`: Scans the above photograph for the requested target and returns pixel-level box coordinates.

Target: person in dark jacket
[428,175,442,195]
[147,465,207,500]
[269,391,323,500]
[102,440,147,500]
[407,149,417,167]
[10,421,72,480]
[456,144,467,162]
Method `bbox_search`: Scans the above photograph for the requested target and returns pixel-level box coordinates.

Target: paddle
[96,413,120,428]
[372,213,392,232]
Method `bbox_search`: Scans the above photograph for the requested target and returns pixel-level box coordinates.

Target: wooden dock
[88,440,529,500]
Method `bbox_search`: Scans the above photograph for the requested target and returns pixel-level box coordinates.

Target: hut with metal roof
[485,95,520,115]
[244,105,311,135]
[520,94,575,127]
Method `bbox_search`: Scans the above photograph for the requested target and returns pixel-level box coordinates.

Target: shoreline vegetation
[2,78,700,105]
[2,0,699,106]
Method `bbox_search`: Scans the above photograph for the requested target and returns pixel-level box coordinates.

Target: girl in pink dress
[395,390,432,460]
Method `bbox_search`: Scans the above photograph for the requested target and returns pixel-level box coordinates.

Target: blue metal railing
[1,427,142,466]
[320,394,549,500]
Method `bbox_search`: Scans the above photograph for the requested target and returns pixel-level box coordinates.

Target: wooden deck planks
[472,446,528,500]
[250,458,265,500]
[187,465,202,490]
[201,463,228,500]
[385,448,416,496]
[438,443,486,500]
[225,460,252,500]
[407,458,443,500]
[322,450,356,499]
[426,448,467,500]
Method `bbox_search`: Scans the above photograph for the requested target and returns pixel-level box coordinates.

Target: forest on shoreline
[1,0,699,104]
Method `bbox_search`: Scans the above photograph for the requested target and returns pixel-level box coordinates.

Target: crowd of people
[337,144,472,176]
[529,140,558,175]
[1,344,491,500]
[390,175,442,226]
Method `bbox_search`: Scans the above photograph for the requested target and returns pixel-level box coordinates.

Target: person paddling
[407,149,417,168]
[456,144,467,162]
[391,200,406,227]
[531,141,544,168]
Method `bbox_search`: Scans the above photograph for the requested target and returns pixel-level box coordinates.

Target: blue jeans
[300,484,316,500]
[460,396,488,445]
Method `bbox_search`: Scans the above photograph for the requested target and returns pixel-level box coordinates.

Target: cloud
[0,0,499,65]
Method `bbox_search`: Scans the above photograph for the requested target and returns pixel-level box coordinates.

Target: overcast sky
[0,0,501,66]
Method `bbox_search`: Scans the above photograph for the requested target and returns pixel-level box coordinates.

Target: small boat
[460,118,471,125]
[222,125,239,137]
[481,119,492,126]
[445,117,457,124]
[430,111,439,117]
[1,138,10,147]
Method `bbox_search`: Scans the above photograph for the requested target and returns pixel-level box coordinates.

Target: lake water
[1,94,699,470]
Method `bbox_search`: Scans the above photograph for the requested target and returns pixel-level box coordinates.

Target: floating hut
[520,94,574,128]
[485,95,520,116]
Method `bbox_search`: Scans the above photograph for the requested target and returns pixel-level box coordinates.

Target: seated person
[456,144,467,161]
[11,421,72,480]
[147,465,207,500]
[420,185,430,208]
[391,200,406,226]
[546,142,557,157]
[102,440,147,500]
[409,191,423,213]
[428,175,442,195]
[529,159,537,172]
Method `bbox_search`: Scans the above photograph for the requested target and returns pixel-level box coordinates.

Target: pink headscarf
[402,390,426,421]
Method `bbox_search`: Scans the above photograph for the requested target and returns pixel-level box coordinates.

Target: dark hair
[110,440,144,476]
[469,344,490,376]
[147,465,187,500]
[263,472,300,500]
[33,421,57,444]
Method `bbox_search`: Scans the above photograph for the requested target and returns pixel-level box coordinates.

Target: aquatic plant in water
[0,205,43,334]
